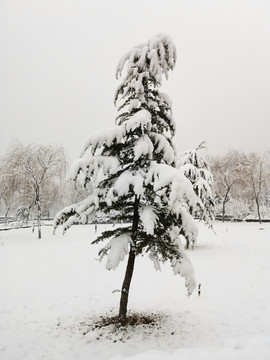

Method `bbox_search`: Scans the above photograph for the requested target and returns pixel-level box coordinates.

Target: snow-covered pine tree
[177,142,215,248]
[54,34,199,326]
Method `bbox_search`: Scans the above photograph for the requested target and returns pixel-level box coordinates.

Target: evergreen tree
[177,142,215,248]
[54,34,199,326]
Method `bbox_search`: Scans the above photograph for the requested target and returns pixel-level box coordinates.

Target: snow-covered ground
[0,222,269,360]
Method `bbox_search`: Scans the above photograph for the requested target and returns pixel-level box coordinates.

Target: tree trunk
[255,198,262,224]
[222,197,227,222]
[222,187,231,222]
[5,206,10,224]
[118,248,136,326]
[37,189,41,239]
[118,196,140,326]
[26,207,30,225]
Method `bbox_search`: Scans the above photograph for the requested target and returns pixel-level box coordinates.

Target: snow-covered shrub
[177,142,215,248]
[15,206,30,224]
[221,198,250,220]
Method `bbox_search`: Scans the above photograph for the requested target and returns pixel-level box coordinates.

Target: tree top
[116,34,177,84]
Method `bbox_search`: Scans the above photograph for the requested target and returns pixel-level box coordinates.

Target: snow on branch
[159,92,172,108]
[169,227,196,295]
[70,155,120,181]
[177,147,211,174]
[134,134,154,161]
[124,109,151,132]
[53,203,79,233]
[178,207,198,247]
[80,109,152,158]
[106,170,144,203]
[53,193,98,233]
[99,234,134,270]
[150,132,175,164]
[146,162,200,212]
[194,177,212,199]
[139,206,158,235]
[116,34,177,83]
[80,127,126,157]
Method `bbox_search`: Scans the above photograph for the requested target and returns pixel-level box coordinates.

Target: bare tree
[0,157,21,223]
[4,142,66,237]
[243,152,270,223]
[209,150,245,221]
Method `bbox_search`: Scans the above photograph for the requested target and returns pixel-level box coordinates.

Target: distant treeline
[207,150,270,223]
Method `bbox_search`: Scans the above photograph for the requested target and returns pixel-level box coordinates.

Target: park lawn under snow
[0,222,269,360]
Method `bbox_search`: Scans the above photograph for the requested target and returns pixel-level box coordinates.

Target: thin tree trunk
[118,248,136,326]
[26,207,30,225]
[222,194,227,222]
[255,198,262,224]
[251,169,262,224]
[222,187,231,222]
[222,199,226,222]
[118,196,140,326]
[5,206,10,224]
[37,201,41,238]
[37,188,41,239]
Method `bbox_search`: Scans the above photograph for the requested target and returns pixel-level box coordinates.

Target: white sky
[1,0,270,163]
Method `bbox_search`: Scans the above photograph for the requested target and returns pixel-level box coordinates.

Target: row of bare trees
[208,150,270,222]
[0,142,69,237]
[1,142,269,233]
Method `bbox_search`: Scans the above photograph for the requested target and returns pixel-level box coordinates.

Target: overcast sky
[1,0,270,163]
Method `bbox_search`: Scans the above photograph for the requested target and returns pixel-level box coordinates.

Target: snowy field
[0,222,269,360]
